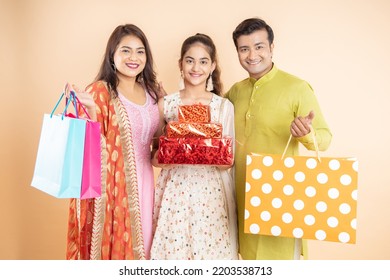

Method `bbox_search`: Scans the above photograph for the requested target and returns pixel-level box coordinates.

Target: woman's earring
[206,72,214,91]
[137,72,144,82]
[179,70,185,90]
[112,63,117,73]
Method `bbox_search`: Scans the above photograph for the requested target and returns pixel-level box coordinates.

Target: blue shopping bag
[31,92,86,198]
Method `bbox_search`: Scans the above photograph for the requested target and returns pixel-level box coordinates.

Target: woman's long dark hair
[95,24,159,103]
[179,33,222,96]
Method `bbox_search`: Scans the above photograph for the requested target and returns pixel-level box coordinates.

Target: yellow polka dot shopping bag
[244,135,358,244]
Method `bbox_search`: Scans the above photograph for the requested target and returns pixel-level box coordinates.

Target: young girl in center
[151,33,238,260]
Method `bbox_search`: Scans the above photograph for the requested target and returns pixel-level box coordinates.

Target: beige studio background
[1,0,389,259]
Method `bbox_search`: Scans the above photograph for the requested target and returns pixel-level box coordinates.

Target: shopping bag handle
[281,125,321,162]
[65,91,92,120]
[50,91,92,120]
[50,92,77,120]
[65,91,79,118]
[72,94,91,120]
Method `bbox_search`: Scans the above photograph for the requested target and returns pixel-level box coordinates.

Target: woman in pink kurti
[66,24,160,260]
[119,93,159,256]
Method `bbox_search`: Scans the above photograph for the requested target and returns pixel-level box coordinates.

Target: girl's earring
[179,70,185,90]
[206,72,214,91]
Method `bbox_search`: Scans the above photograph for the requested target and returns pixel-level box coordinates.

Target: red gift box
[178,104,210,123]
[166,122,222,138]
[158,136,233,165]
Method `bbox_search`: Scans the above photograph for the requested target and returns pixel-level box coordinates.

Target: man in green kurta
[225,17,332,260]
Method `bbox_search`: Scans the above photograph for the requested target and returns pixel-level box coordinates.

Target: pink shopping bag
[67,94,101,199]
[80,119,101,199]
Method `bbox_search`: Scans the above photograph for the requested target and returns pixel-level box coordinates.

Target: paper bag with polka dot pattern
[244,137,358,244]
